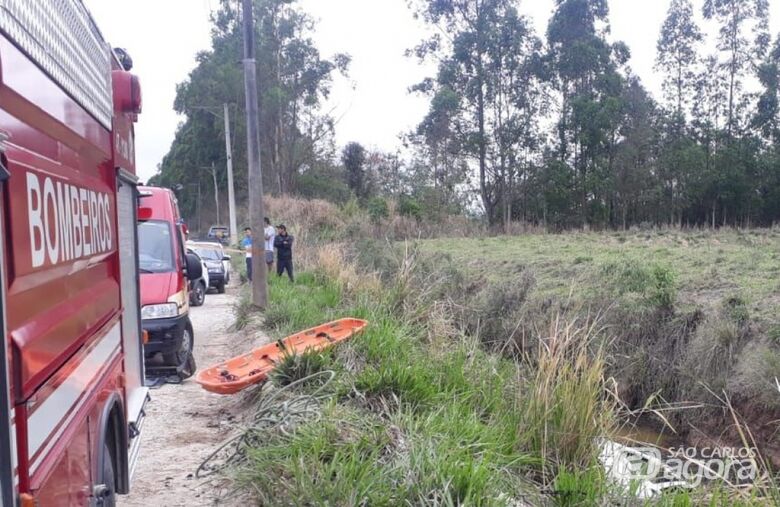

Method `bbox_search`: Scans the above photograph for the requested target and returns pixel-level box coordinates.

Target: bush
[649,264,676,309]
[398,195,423,221]
[296,167,352,203]
[465,272,536,353]
[367,197,389,224]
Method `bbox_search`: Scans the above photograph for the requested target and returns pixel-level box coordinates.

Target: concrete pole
[211,161,220,225]
[223,103,238,246]
[242,0,268,308]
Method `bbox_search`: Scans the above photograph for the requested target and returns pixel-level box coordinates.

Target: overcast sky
[85,0,780,183]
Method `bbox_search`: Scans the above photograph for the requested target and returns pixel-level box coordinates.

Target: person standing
[274,224,294,282]
[264,217,275,273]
[241,227,253,281]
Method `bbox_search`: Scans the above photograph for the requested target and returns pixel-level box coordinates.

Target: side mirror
[222,255,231,261]
[185,252,203,280]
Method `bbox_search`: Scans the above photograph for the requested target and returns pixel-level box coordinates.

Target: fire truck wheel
[164,322,195,379]
[99,444,116,507]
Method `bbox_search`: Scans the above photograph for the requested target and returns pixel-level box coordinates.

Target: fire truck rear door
[116,170,148,479]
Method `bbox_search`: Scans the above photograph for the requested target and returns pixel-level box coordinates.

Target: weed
[552,467,607,506]
[271,348,335,387]
[600,257,676,309]
[516,315,616,475]
[649,264,677,309]
[723,295,750,325]
[466,271,537,353]
[231,287,255,331]
[729,342,780,410]
[768,325,780,344]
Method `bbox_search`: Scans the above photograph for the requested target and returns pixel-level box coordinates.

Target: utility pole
[189,104,238,244]
[199,165,221,225]
[210,162,220,224]
[223,103,238,246]
[196,181,202,233]
[242,0,268,308]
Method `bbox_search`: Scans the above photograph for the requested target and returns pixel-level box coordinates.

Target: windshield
[138,220,176,273]
[194,248,222,261]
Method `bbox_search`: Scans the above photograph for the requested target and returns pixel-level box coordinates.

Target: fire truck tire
[99,444,117,507]
[164,322,195,379]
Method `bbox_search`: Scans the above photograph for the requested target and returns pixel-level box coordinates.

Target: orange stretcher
[195,318,368,394]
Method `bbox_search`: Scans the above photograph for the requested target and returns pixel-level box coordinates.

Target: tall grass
[516,315,616,479]
[229,237,778,506]
[234,258,547,504]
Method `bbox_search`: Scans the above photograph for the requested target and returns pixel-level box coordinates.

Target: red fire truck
[0,1,148,505]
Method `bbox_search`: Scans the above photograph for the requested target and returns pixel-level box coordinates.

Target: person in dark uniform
[274,224,294,282]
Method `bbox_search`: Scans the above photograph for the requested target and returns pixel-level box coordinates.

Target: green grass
[231,237,779,505]
[264,272,341,334]
[423,229,780,320]
[238,269,560,505]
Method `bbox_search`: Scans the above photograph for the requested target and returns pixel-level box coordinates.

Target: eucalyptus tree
[703,0,770,137]
[409,0,545,226]
[656,0,703,121]
[162,0,349,221]
[545,0,629,227]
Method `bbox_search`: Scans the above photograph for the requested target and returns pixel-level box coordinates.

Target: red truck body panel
[0,1,146,503]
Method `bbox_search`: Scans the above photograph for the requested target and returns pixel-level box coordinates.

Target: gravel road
[119,287,266,506]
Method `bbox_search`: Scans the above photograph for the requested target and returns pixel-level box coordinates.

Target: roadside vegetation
[423,229,780,445]
[217,216,780,504]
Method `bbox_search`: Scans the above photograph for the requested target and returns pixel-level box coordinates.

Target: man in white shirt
[264,217,275,273]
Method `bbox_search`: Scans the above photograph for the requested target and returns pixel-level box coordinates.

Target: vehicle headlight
[141,303,178,320]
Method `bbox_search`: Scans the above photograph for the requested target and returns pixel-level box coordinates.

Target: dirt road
[120,287,266,507]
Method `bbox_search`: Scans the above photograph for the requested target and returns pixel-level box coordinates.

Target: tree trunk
[712,201,716,229]
[622,204,627,231]
[476,35,492,225]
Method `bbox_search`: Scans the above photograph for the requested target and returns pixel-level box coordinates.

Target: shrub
[769,325,780,344]
[681,313,751,409]
[367,197,389,224]
[723,295,750,325]
[649,264,676,309]
[397,195,423,221]
[296,167,352,203]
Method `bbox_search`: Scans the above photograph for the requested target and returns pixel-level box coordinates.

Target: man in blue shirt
[241,227,253,281]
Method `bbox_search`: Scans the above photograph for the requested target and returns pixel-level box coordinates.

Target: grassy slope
[238,274,542,505]
[233,266,770,505]
[424,229,780,326]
